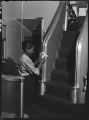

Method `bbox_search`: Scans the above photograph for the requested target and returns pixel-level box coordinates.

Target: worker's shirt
[19,53,39,77]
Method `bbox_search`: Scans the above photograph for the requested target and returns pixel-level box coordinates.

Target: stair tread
[30,104,69,116]
[29,104,81,120]
[45,94,71,104]
[56,58,67,62]
[58,49,70,59]
[46,81,71,99]
[62,31,79,37]
[36,94,71,104]
[55,58,68,70]
[59,48,70,53]
[63,31,79,34]
[34,94,85,118]
[51,69,69,82]
[51,69,69,77]
[52,69,69,73]
[46,81,71,89]
[36,94,85,107]
[62,31,79,38]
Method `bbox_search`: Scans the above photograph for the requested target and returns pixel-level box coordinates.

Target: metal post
[20,77,24,118]
[71,86,79,104]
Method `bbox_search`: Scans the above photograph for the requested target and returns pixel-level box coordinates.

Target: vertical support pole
[40,41,46,96]
[39,18,46,96]
[4,41,6,59]
[20,77,24,118]
[71,86,79,103]
[20,1,24,117]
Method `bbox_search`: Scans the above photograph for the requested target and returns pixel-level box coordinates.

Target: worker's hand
[40,51,48,60]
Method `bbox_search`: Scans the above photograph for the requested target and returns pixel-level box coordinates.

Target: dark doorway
[31,18,42,62]
[18,18,43,62]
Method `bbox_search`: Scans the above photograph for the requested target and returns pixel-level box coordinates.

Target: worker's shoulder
[22,53,32,62]
[22,53,29,60]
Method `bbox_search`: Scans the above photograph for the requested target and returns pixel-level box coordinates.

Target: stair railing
[74,12,88,103]
[63,1,68,31]
[40,1,66,95]
[66,2,79,31]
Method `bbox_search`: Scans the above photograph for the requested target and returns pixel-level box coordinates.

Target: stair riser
[55,60,68,70]
[61,40,75,49]
[51,71,69,83]
[58,50,70,59]
[46,86,70,98]
[62,31,79,39]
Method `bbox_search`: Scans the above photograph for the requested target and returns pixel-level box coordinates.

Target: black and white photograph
[0,1,88,120]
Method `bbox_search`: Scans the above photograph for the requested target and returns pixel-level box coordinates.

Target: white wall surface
[2,1,60,31]
[22,1,60,32]
[2,1,22,25]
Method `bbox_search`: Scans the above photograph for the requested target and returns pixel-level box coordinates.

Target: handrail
[77,14,88,45]
[42,1,66,83]
[43,2,64,41]
[2,74,24,82]
[75,13,88,88]
[43,1,65,44]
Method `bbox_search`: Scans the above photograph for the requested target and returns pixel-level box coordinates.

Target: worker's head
[22,40,35,55]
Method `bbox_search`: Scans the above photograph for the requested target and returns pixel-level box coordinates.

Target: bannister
[75,14,88,87]
[43,2,65,40]
[40,1,66,95]
[43,2,65,43]
[42,1,66,83]
[74,13,88,103]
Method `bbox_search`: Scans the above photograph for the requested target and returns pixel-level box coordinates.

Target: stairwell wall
[44,2,66,81]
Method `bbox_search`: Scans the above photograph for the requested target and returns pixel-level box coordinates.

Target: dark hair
[22,40,32,52]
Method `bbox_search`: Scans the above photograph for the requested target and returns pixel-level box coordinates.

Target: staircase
[1,2,87,120]
[25,2,86,120]
[25,15,86,120]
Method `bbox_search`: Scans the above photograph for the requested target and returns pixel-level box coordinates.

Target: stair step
[58,49,70,59]
[51,69,69,83]
[61,31,79,49]
[55,58,68,70]
[62,31,79,40]
[34,94,85,116]
[29,104,80,120]
[46,81,71,98]
[61,38,77,49]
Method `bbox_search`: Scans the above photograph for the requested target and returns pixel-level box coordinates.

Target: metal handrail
[43,2,66,44]
[75,14,88,88]
[42,2,66,83]
[43,2,64,42]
